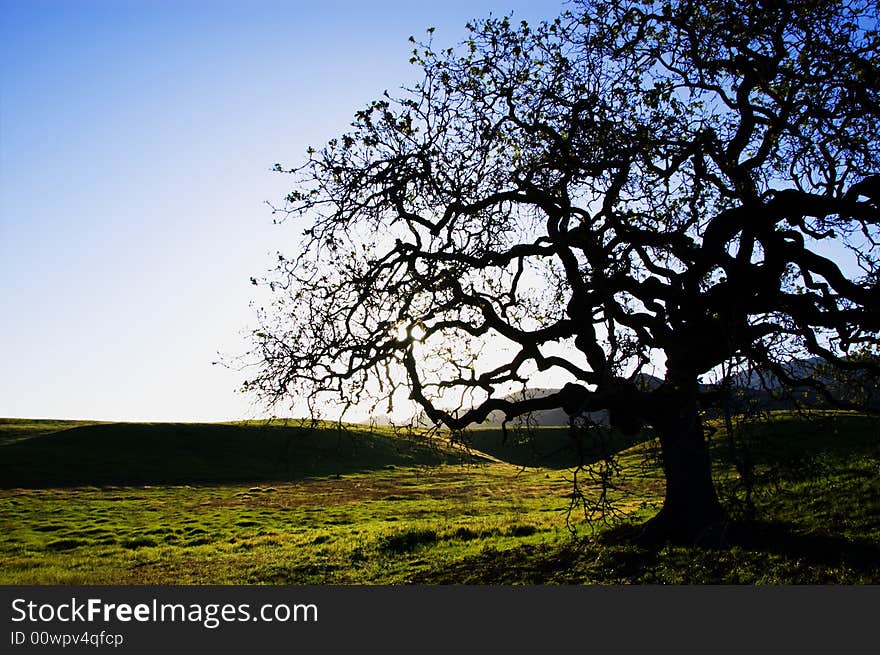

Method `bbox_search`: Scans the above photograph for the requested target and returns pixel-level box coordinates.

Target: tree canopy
[246,0,880,541]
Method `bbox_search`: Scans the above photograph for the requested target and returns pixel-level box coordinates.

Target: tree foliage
[246,0,880,540]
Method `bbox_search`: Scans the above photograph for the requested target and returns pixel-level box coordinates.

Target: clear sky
[0,0,563,422]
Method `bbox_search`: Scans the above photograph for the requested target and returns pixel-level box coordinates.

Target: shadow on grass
[0,421,461,488]
[458,425,648,470]
[411,520,880,584]
[721,521,880,572]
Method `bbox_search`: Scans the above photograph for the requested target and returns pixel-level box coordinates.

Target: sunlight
[395,322,427,342]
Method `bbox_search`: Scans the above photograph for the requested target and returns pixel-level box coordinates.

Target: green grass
[0,418,466,487]
[0,465,585,584]
[414,411,880,584]
[0,412,877,584]
[0,418,110,445]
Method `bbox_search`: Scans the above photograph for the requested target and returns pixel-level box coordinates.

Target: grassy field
[0,412,877,584]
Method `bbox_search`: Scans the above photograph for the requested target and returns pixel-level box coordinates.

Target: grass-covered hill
[0,416,651,488]
[0,418,468,488]
[0,411,877,584]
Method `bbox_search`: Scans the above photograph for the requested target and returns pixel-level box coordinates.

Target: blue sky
[0,0,561,422]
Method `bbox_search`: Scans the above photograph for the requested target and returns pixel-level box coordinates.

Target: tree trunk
[643,382,727,544]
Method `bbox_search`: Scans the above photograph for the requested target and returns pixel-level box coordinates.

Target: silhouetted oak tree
[247,0,880,542]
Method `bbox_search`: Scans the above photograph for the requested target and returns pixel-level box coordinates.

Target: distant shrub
[378,528,438,553]
[44,538,88,551]
[505,525,537,537]
[452,527,481,541]
[120,537,157,549]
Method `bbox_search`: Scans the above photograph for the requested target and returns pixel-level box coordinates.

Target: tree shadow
[601,518,880,574]
[459,425,648,469]
[725,521,880,571]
